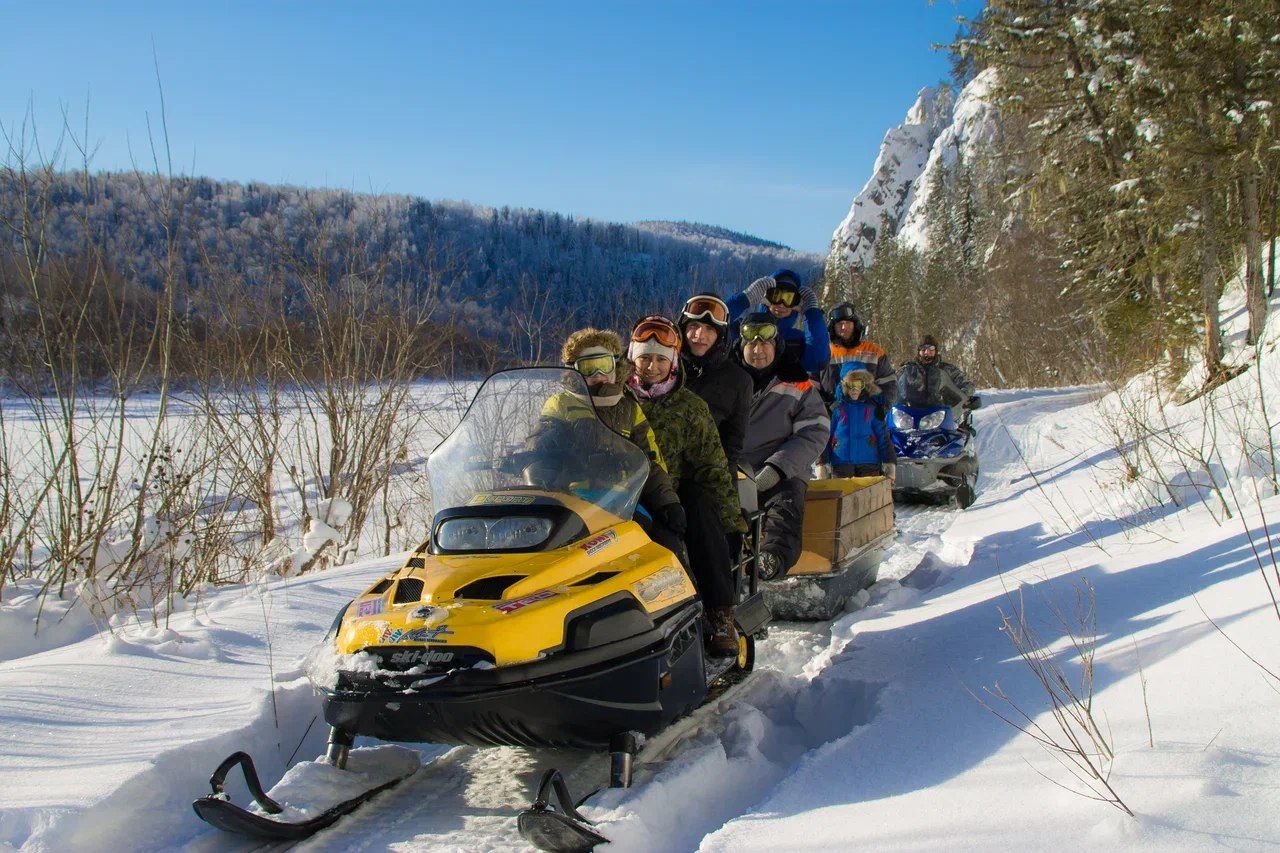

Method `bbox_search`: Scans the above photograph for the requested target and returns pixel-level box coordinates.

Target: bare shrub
[967,578,1133,817]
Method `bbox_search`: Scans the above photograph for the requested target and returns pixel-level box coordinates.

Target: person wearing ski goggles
[820,300,897,412]
[536,327,682,532]
[625,314,746,656]
[677,293,752,487]
[896,334,980,416]
[725,268,830,375]
[734,311,830,583]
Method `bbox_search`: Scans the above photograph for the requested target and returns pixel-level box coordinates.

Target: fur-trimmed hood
[837,368,878,402]
[562,327,631,382]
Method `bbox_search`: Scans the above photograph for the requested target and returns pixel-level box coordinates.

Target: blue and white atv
[888,398,980,508]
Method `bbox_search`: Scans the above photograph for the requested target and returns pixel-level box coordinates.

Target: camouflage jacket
[634,378,746,534]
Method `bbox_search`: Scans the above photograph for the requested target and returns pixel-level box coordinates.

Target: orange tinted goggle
[631,318,681,349]
[766,287,798,307]
[681,296,729,325]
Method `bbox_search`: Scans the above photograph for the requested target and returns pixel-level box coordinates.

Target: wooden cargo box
[800,476,895,566]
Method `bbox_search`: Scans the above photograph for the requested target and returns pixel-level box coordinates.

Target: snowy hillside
[1,279,1277,850]
[828,69,999,274]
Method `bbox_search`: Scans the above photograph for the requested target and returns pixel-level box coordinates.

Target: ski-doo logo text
[469,494,536,506]
[578,530,618,556]
[379,625,455,644]
[388,648,455,666]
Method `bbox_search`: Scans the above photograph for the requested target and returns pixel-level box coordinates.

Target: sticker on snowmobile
[636,566,686,603]
[469,494,537,506]
[577,529,618,556]
[493,590,557,613]
[355,598,384,617]
[379,625,455,644]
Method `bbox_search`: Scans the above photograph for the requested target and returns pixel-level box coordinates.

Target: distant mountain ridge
[0,172,822,353]
[635,220,807,255]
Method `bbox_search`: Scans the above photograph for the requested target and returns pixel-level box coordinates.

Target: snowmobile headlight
[438,518,491,550]
[891,409,916,431]
[488,516,554,550]
[918,411,947,431]
[437,515,555,551]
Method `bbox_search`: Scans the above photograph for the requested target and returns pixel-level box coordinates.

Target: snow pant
[678,480,736,610]
[759,476,807,572]
[834,463,882,478]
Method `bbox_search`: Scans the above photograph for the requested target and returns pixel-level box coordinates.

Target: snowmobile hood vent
[454,575,526,600]
[393,578,425,604]
[570,571,620,586]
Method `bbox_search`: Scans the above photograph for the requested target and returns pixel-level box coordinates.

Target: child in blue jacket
[828,369,896,480]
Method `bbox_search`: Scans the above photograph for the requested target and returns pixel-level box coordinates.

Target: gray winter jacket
[741,365,831,481]
[897,360,976,409]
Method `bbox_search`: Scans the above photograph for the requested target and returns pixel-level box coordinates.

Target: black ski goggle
[766,287,798,307]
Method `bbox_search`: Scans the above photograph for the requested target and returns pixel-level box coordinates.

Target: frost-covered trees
[961,0,1279,378]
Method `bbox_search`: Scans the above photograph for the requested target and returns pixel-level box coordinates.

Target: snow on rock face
[896,69,1000,254]
[829,85,953,272]
[828,69,999,276]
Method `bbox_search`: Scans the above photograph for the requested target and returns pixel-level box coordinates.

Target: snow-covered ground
[3,283,1278,851]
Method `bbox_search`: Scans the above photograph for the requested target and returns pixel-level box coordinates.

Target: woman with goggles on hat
[535,327,682,523]
[627,315,747,656]
[726,268,830,375]
[736,312,831,582]
[677,293,752,481]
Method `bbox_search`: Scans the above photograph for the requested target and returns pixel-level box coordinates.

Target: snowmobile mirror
[968,394,982,410]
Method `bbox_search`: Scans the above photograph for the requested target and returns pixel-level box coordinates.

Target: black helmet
[827,301,864,345]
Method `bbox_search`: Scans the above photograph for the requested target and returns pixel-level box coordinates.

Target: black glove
[658,502,687,536]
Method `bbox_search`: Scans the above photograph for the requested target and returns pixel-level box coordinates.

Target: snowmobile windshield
[427,367,650,521]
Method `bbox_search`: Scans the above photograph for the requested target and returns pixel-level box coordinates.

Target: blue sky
[2,1,984,254]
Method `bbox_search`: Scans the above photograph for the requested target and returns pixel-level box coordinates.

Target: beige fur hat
[562,328,624,365]
[841,368,879,398]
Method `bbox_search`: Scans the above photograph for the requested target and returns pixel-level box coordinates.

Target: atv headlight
[891,409,916,431]
[437,516,555,551]
[919,411,947,431]
[437,518,490,550]
[488,516,554,549]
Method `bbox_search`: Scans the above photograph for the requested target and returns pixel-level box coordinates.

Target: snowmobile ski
[517,768,610,853]
[191,751,412,841]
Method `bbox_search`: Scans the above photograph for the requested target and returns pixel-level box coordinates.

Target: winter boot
[709,606,739,656]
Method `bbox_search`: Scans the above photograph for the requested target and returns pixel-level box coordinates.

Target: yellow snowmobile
[193,367,769,850]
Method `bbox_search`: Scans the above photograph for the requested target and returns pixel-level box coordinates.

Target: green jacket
[634,379,746,533]
[538,387,680,509]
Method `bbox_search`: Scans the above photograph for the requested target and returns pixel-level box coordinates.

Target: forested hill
[0,171,820,356]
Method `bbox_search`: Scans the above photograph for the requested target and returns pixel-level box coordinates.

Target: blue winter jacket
[827,392,895,467]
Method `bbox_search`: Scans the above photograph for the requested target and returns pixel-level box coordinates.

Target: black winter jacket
[681,337,752,478]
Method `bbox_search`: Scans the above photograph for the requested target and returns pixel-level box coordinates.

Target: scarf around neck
[626,370,678,401]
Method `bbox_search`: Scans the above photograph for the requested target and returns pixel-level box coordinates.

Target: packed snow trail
[172,386,1101,853]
